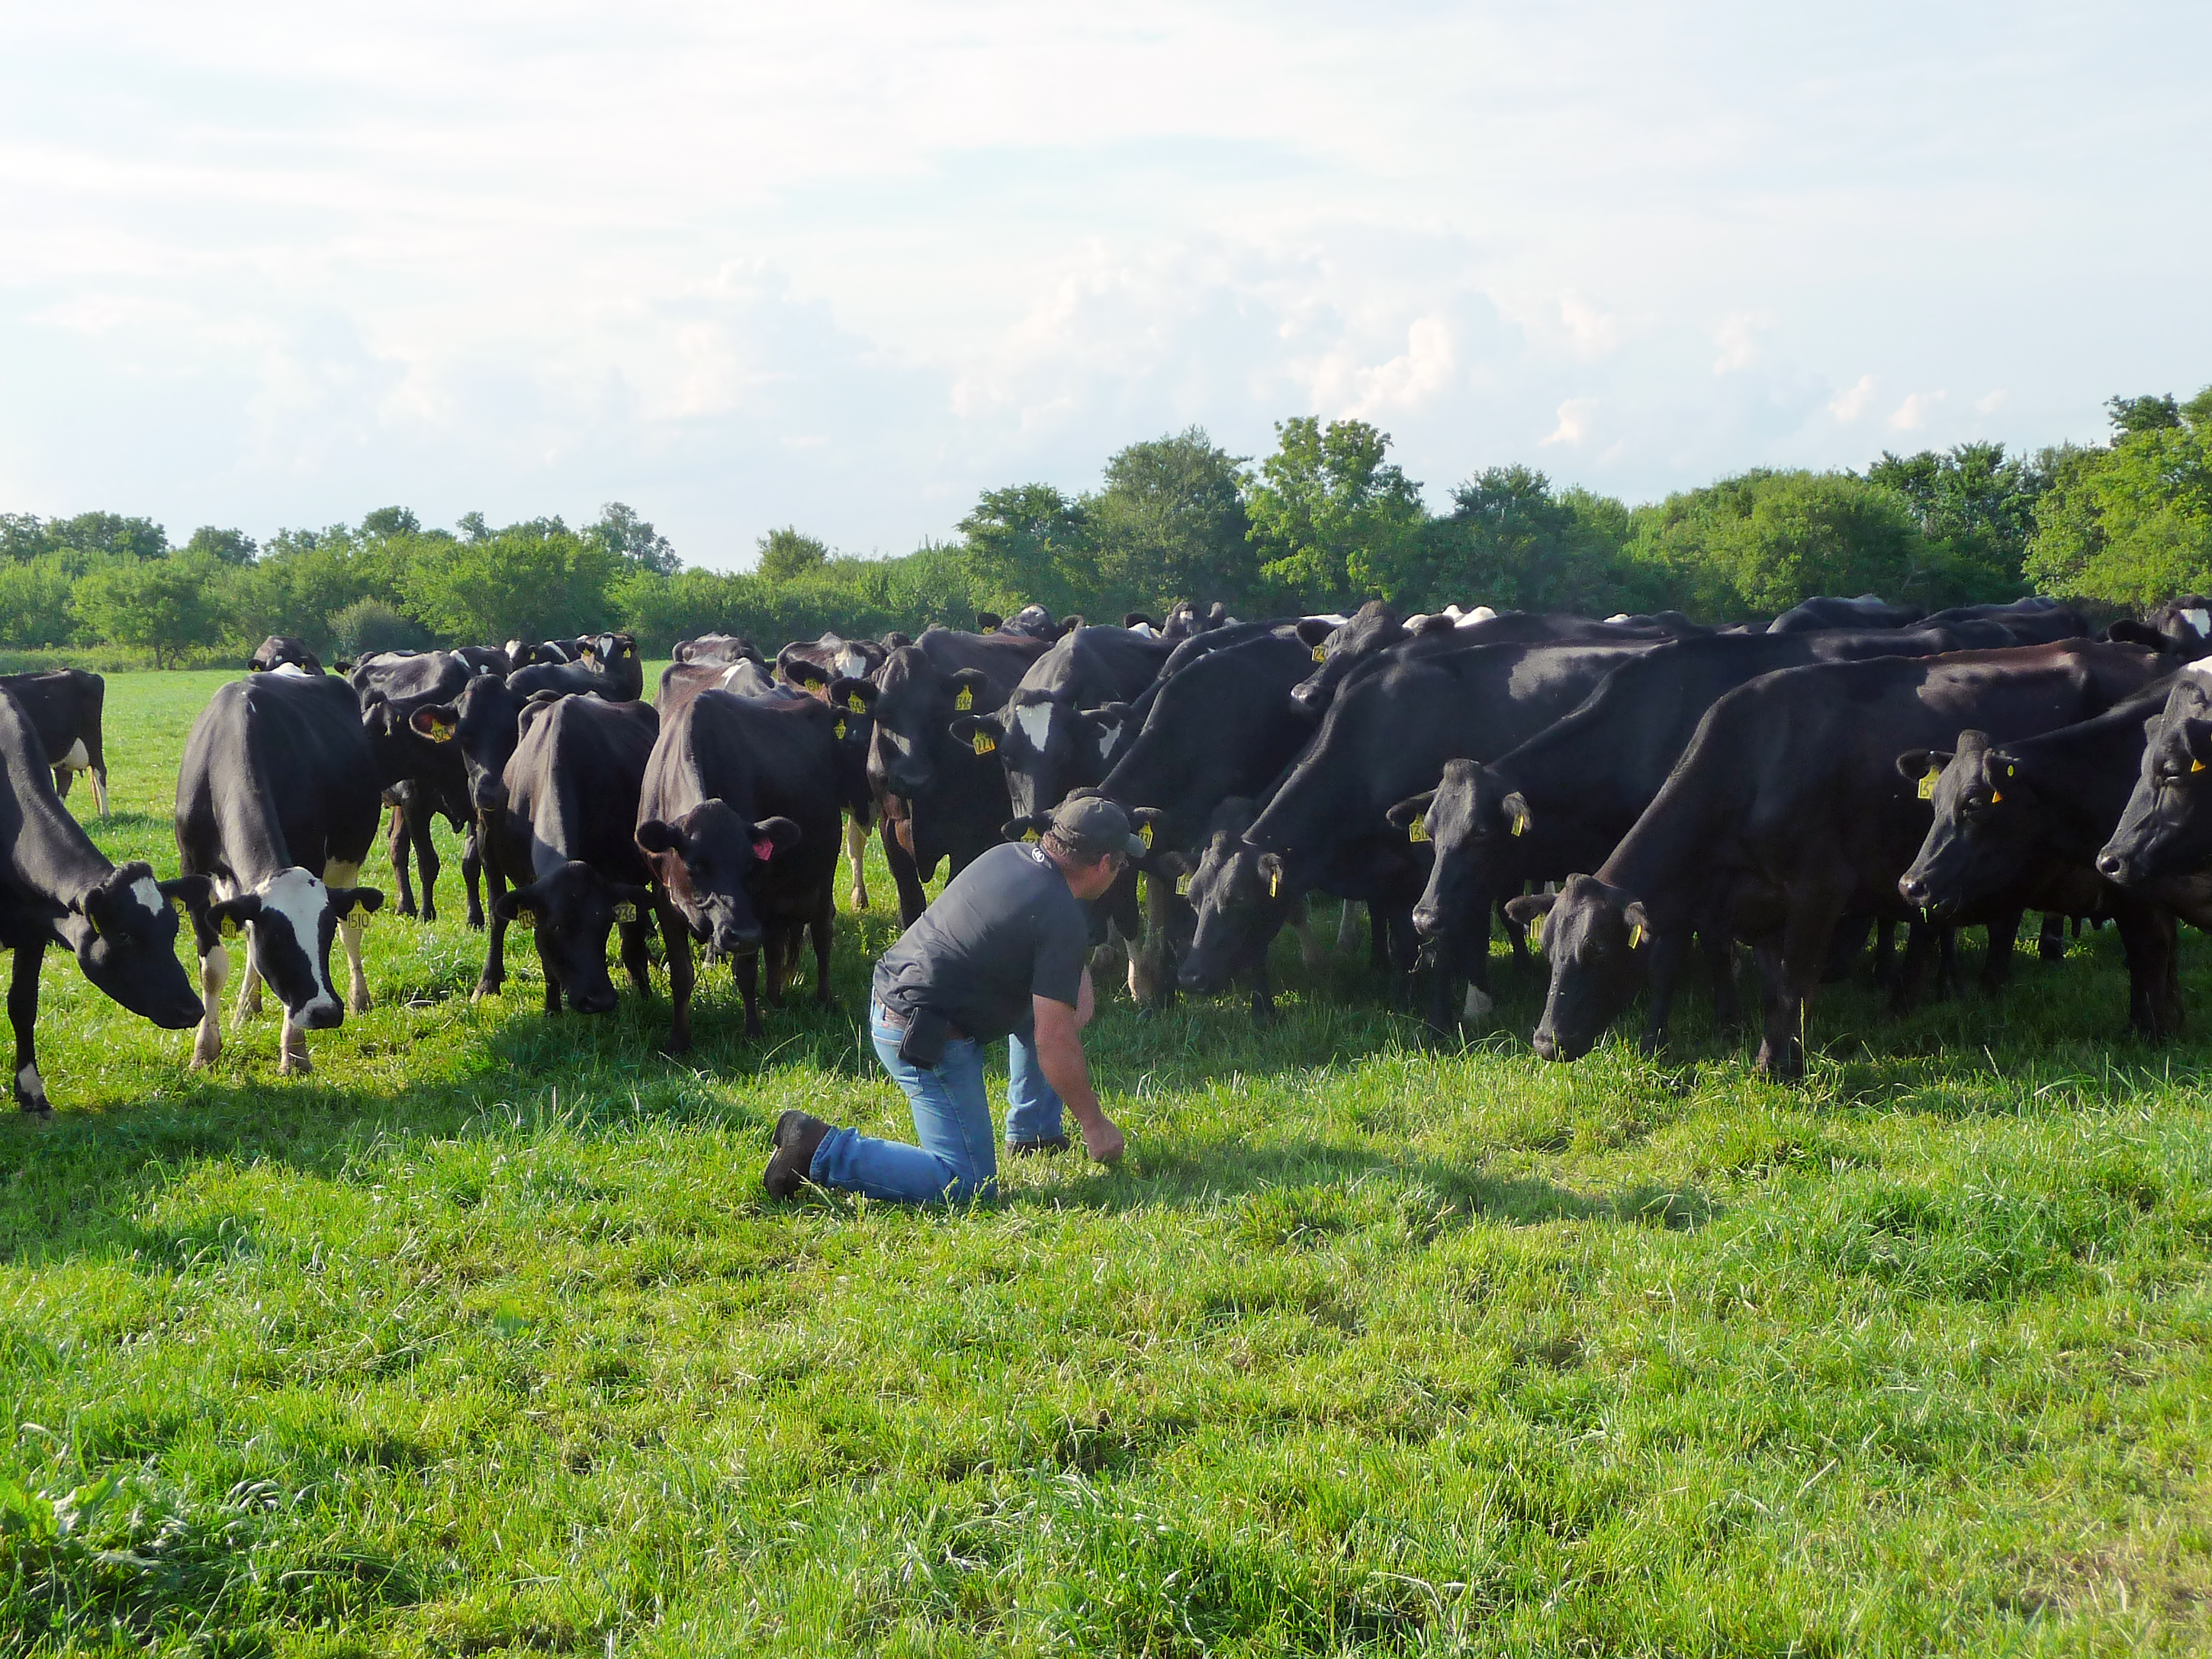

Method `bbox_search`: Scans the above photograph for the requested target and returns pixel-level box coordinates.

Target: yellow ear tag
[1528,911,1544,944]
[426,722,454,744]
[1990,790,2003,803]
[1311,645,1327,663]
[1407,815,1429,843]
[833,718,847,738]
[171,896,186,917]
[1510,809,1529,837]
[1918,767,1940,800]
[972,731,995,755]
[613,902,638,924]
[1021,828,1040,844]
[219,915,239,939]
[954,686,973,711]
[2194,759,2207,773]
[512,910,535,930]
[847,692,866,713]
[1628,922,1645,948]
[1268,868,1281,899]
[1139,822,1153,848]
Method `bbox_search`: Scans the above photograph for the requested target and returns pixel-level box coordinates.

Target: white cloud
[1976,389,2008,413]
[1889,391,1947,431]
[1542,397,1599,448]
[1828,375,1876,421]
[1712,311,1768,375]
[1556,293,1625,361]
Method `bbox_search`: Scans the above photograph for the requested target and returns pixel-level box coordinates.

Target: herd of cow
[8,587,2212,1117]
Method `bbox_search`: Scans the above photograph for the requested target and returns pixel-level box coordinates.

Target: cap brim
[1123,833,1148,860]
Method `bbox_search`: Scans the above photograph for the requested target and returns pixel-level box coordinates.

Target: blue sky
[2,0,2206,569]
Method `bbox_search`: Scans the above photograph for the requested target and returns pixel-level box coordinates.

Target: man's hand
[1081,1116,1125,1163]
[1034,992,1124,1165]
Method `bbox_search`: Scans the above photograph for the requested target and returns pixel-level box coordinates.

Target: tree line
[5,387,2207,667]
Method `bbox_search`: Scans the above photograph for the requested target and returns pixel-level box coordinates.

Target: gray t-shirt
[873,842,1089,1041]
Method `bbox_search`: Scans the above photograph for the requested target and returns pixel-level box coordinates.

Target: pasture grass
[2,667,2210,1654]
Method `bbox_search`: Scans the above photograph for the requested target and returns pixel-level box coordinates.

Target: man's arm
[1032,993,1123,1162]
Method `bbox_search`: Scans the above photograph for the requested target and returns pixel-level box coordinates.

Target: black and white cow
[953,625,1174,827]
[775,632,889,696]
[0,686,206,1114]
[979,604,1079,642]
[481,693,661,1014]
[508,632,644,703]
[351,651,491,926]
[675,633,761,667]
[636,688,844,1049]
[0,669,109,815]
[1508,641,2167,1079]
[175,672,388,1075]
[249,635,322,674]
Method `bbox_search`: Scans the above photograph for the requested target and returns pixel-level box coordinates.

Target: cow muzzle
[2095,850,2132,885]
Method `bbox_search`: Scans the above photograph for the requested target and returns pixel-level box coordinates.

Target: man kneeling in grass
[764,795,1133,1201]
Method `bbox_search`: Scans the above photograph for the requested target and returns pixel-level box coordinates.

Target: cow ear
[1255,850,1287,899]
[330,886,384,919]
[827,675,875,715]
[635,819,684,858]
[947,668,992,711]
[208,893,262,937]
[1057,614,1083,637]
[2182,719,2212,769]
[410,705,459,743]
[358,690,396,735]
[157,874,214,927]
[1294,617,1336,648]
[1621,900,1651,945]
[754,815,802,854]
[1894,748,1953,784]
[1156,849,1192,878]
[1385,790,1436,830]
[976,612,1002,632]
[494,883,543,921]
[1502,892,1556,929]
[1002,815,1047,844]
[1497,791,1533,837]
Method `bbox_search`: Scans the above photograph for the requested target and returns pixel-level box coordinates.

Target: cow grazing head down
[205,869,383,1029]
[1506,874,1651,1062]
[1289,601,1398,718]
[2099,668,2212,887]
[66,863,208,1030]
[1896,731,2028,915]
[635,805,802,956]
[1178,802,1290,995]
[1389,758,1527,942]
[494,861,653,1014]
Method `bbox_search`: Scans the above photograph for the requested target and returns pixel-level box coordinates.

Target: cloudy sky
[3,1,2207,568]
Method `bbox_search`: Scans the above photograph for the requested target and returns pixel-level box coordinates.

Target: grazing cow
[1899,682,2197,1038]
[838,629,1053,923]
[0,670,108,815]
[2098,664,2212,891]
[1506,641,2166,1079]
[351,651,490,926]
[249,636,321,674]
[1287,601,1694,719]
[775,632,889,694]
[1391,628,2001,1036]
[675,633,760,667]
[481,693,660,1014]
[0,688,207,1114]
[636,689,844,1048]
[175,672,388,1075]
[1186,640,1666,1026]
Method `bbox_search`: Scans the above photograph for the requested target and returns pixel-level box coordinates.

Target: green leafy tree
[46,512,169,562]
[360,506,421,539]
[1423,467,1644,615]
[958,484,1090,616]
[182,526,258,565]
[400,518,622,644]
[590,503,678,576]
[0,558,79,647]
[74,552,228,667]
[1245,417,1429,609]
[1085,428,1257,613]
[756,526,831,583]
[1863,442,2051,604]
[2023,388,2212,606]
[0,514,55,562]
[1625,470,1931,621]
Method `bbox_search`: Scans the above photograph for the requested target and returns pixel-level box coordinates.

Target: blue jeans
[808,1005,1066,1204]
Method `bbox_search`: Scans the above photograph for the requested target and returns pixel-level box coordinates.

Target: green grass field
[3,667,2210,1655]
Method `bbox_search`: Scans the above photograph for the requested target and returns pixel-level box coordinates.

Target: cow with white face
[175,673,387,1075]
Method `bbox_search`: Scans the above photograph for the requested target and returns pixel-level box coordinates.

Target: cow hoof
[350,995,371,1016]
[420,908,436,925]
[471,982,500,1003]
[15,1096,52,1120]
[278,1053,311,1077]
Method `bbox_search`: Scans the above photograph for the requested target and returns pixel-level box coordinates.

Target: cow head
[63,863,208,1030]
[410,674,525,817]
[866,650,982,799]
[1896,732,2031,915]
[1506,873,1651,1062]
[1178,802,1289,995]
[204,868,382,1028]
[1389,758,1523,943]
[494,861,652,1014]
[635,804,801,956]
[1288,601,1399,719]
[957,691,1127,821]
[2098,669,2212,886]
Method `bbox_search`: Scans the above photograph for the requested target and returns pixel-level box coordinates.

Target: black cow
[838,629,1052,924]
[249,636,321,674]
[1921,596,2086,641]
[675,633,760,667]
[775,632,889,695]
[481,694,660,1014]
[660,657,782,719]
[504,637,582,670]
[509,632,644,703]
[175,672,388,1075]
[979,604,1079,642]
[1899,683,2197,1039]
[2104,596,2212,661]
[351,651,490,926]
[1507,641,2167,1079]
[635,690,843,1049]
[2097,664,2212,890]
[953,625,1173,826]
[0,669,109,815]
[1766,594,1927,633]
[0,688,205,1114]
[1391,628,2002,1035]
[1188,640,1665,1025]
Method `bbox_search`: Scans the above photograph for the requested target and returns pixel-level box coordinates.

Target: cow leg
[233,927,264,1025]
[10,943,50,1116]
[1368,905,1389,971]
[2115,899,2181,1040]
[90,764,108,818]
[411,810,441,925]
[845,814,870,911]
[658,901,696,1054]
[2038,911,2067,962]
[1336,899,1361,953]
[732,947,765,1039]
[51,767,70,802]
[1638,926,1696,1053]
[1702,922,1744,1034]
[1757,894,1841,1081]
[883,818,928,927]
[618,915,653,1001]
[323,859,371,1013]
[535,929,562,1016]
[809,898,836,1008]
[1500,897,1529,971]
[1130,872,1183,1012]
[387,803,418,919]
[191,937,229,1070]
[1889,921,1940,1014]
[1979,909,2024,992]
[461,821,486,931]
[277,1008,311,1076]
[1870,918,1897,989]
[1245,960,1275,1025]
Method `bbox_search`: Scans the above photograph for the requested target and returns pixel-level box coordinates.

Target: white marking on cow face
[1097,723,1120,763]
[1012,702,1055,756]
[253,868,339,1019]
[272,661,311,678]
[57,738,90,770]
[2186,661,2212,680]
[1128,622,1156,638]
[1605,612,1631,623]
[1461,606,1497,625]
[2185,608,2210,638]
[128,876,166,921]
[835,646,868,678]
